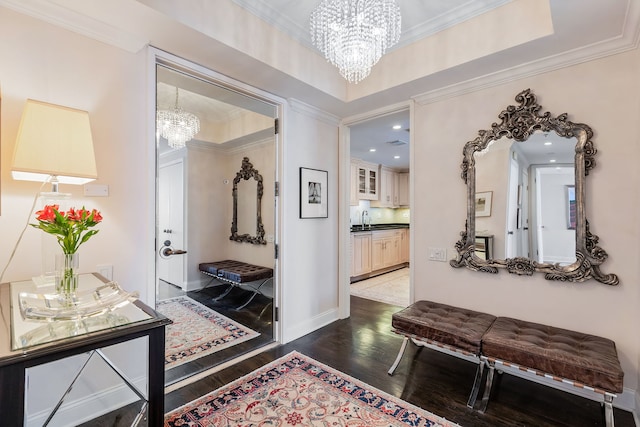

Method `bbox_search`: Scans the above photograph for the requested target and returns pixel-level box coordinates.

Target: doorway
[342,104,413,311]
[152,52,281,386]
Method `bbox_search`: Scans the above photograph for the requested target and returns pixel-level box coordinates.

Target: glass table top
[10,274,151,351]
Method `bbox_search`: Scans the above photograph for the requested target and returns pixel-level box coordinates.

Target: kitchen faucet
[362,210,370,230]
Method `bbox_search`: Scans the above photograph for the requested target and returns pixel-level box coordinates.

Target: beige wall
[0,8,149,295]
[413,48,640,393]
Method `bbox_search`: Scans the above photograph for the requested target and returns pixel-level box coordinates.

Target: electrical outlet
[97,264,113,280]
[428,247,447,262]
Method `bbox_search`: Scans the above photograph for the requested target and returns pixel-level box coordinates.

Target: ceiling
[230,0,512,54]
[1,0,638,169]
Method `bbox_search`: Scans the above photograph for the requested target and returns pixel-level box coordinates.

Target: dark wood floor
[85,296,636,427]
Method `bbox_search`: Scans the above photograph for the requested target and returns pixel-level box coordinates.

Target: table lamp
[11,99,98,283]
[12,99,97,191]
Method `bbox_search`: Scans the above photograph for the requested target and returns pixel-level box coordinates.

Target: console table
[0,273,171,426]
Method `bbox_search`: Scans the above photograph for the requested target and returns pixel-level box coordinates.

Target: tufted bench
[388,300,497,408]
[480,317,624,427]
[198,260,273,310]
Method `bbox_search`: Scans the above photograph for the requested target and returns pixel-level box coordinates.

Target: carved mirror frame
[450,89,618,285]
[230,157,266,245]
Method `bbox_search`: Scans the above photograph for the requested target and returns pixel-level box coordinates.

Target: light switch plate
[84,184,109,197]
[428,247,447,262]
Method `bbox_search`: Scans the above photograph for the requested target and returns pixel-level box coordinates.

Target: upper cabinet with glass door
[353,159,379,200]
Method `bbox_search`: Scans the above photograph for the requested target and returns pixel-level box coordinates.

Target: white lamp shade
[11,99,97,185]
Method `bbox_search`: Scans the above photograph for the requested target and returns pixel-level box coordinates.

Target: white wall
[0,8,151,423]
[412,48,640,402]
[280,101,340,342]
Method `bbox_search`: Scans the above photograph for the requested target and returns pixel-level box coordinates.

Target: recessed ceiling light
[394,155,400,159]
[549,159,557,163]
[392,124,402,130]
[544,141,552,146]
[369,148,376,152]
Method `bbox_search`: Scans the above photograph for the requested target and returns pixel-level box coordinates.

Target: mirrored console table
[0,273,171,426]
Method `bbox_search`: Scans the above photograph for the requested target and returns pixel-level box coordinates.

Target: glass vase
[55,253,79,304]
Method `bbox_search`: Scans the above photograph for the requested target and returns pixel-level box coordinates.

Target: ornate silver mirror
[450,89,618,285]
[230,157,266,245]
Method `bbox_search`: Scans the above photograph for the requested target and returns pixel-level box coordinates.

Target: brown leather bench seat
[199,260,273,283]
[391,300,496,355]
[389,300,497,408]
[482,316,624,394]
[478,316,623,427]
[389,301,624,426]
[198,260,273,310]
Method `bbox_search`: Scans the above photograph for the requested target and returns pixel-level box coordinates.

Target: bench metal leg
[235,291,259,310]
[604,394,615,427]
[388,337,409,375]
[467,360,485,409]
[479,362,495,413]
[213,284,233,301]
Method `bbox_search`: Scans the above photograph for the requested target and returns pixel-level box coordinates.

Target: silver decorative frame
[230,157,266,245]
[450,89,619,285]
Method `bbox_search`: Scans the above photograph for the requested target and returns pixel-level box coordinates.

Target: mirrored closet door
[154,57,279,386]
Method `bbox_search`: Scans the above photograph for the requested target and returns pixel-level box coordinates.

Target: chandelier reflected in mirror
[310,0,401,84]
[156,88,200,149]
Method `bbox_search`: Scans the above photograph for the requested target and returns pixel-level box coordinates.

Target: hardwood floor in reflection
[85,296,636,427]
[159,280,275,385]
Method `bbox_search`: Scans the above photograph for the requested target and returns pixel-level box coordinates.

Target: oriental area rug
[157,296,259,369]
[164,351,461,427]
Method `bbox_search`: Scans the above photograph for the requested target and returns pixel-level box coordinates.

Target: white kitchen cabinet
[355,160,379,200]
[351,232,372,276]
[350,162,359,206]
[401,228,410,263]
[372,167,398,208]
[371,230,402,271]
[397,172,409,207]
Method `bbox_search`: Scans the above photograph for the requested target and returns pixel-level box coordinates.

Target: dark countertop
[350,223,409,232]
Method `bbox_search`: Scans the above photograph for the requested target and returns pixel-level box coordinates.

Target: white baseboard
[27,376,146,427]
[184,277,209,292]
[282,307,339,344]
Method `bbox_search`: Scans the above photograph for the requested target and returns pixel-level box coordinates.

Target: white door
[505,158,519,258]
[158,160,185,288]
[520,169,530,258]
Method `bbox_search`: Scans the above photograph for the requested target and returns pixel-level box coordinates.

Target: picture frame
[475,191,493,217]
[299,167,328,219]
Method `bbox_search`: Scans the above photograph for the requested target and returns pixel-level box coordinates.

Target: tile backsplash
[350,200,409,225]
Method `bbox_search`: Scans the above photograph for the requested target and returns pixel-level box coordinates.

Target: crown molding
[0,0,147,52]
[414,3,640,105]
[288,98,339,126]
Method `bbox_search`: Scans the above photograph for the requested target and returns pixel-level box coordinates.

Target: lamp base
[39,191,71,200]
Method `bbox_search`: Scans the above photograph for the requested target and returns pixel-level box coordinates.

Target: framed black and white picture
[300,167,328,218]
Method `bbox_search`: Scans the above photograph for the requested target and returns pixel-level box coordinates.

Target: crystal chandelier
[156,88,200,149]
[310,0,401,84]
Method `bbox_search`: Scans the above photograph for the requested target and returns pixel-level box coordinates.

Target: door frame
[146,47,284,343]
[338,100,415,319]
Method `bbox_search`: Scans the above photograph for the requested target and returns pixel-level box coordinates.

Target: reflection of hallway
[159,280,274,385]
[350,267,409,307]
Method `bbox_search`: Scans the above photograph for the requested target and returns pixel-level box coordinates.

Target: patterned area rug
[157,296,259,369]
[164,351,460,426]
